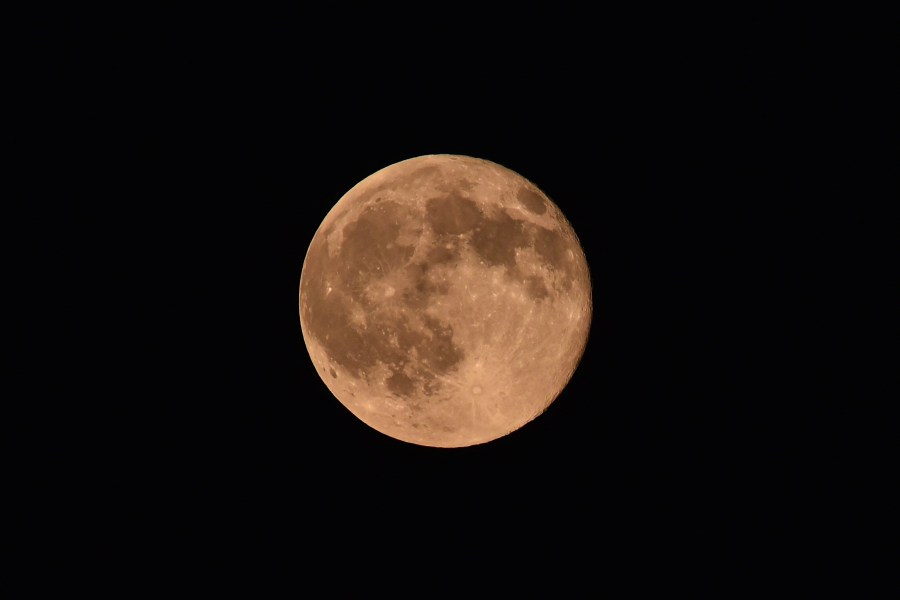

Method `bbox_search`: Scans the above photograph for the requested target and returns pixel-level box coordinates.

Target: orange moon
[299,155,592,447]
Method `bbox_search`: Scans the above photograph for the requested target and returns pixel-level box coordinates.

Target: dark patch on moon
[339,201,419,282]
[426,193,482,235]
[422,377,441,397]
[471,210,529,269]
[426,240,461,265]
[300,234,367,374]
[301,205,465,400]
[386,369,416,396]
[304,285,465,395]
[302,292,372,375]
[402,262,451,309]
[524,275,550,299]
[533,226,574,286]
[381,313,465,399]
[517,186,547,215]
[329,367,338,378]
[419,315,465,371]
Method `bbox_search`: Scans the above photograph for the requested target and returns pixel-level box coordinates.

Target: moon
[299,155,592,448]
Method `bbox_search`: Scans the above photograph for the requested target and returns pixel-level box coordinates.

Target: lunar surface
[299,155,592,447]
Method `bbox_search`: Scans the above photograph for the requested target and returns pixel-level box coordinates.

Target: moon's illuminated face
[299,155,592,447]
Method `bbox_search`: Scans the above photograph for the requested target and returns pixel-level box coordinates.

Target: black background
[15,5,894,591]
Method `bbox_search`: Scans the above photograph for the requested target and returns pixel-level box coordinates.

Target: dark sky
[16,5,893,591]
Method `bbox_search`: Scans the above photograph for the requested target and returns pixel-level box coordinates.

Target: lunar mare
[299,155,592,448]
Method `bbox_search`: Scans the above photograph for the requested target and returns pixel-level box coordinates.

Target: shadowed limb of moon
[299,154,592,448]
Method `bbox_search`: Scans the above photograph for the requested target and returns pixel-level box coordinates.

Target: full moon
[299,155,592,448]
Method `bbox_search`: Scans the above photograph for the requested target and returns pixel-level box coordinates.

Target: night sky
[16,6,892,591]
